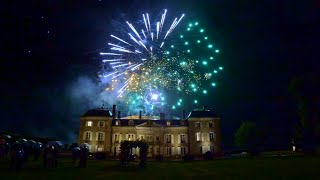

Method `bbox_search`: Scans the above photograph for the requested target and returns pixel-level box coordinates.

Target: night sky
[2,0,320,147]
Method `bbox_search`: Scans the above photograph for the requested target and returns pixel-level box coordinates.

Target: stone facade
[78,105,221,157]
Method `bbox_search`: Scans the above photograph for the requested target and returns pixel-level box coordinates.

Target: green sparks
[172,105,176,110]
[200,29,204,33]
[208,44,213,48]
[187,27,191,31]
[202,61,208,65]
[180,35,184,38]
[194,100,198,104]
[219,66,223,70]
[210,56,214,60]
[215,49,220,53]
[203,90,207,94]
[197,40,201,43]
[187,49,191,53]
[184,41,189,45]
[214,70,218,73]
[171,45,174,48]
[189,23,193,27]
[166,51,170,54]
[212,83,216,87]
[195,22,199,26]
[204,36,208,40]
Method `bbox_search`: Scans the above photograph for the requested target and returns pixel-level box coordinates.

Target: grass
[1,156,320,179]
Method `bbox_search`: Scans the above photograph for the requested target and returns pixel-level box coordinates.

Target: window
[166,134,172,143]
[146,135,153,142]
[86,121,93,127]
[209,132,215,141]
[98,121,105,127]
[200,146,203,154]
[210,146,214,153]
[115,120,120,126]
[208,122,213,128]
[165,147,172,156]
[196,132,201,141]
[166,121,171,126]
[127,134,135,141]
[128,120,134,126]
[180,134,186,143]
[195,122,201,128]
[139,135,145,141]
[97,147,103,152]
[114,134,118,142]
[181,147,186,155]
[84,131,92,140]
[156,147,160,155]
[98,132,104,141]
[155,136,160,142]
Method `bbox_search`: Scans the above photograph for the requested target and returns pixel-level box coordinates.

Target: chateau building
[78,105,221,157]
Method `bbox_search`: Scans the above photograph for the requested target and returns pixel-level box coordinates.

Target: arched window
[86,121,93,127]
[166,121,171,126]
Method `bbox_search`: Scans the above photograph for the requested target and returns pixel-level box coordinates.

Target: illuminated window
[97,147,103,152]
[98,132,104,141]
[166,121,171,126]
[115,120,119,126]
[86,121,93,127]
[146,135,153,142]
[196,132,201,141]
[209,132,215,141]
[98,121,105,127]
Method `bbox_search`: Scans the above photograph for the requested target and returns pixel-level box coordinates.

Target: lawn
[1,156,319,179]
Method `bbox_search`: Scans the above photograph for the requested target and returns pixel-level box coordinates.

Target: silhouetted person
[44,146,56,168]
[78,146,88,168]
[72,147,80,164]
[10,144,24,170]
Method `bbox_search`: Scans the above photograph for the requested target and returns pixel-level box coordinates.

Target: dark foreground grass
[1,156,319,179]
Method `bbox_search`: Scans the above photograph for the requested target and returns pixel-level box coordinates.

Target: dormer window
[98,121,105,127]
[166,121,171,126]
[115,120,120,126]
[195,122,201,128]
[86,121,93,127]
[128,120,134,126]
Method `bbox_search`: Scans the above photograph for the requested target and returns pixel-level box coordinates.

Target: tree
[120,140,148,167]
[289,72,320,154]
[234,122,260,155]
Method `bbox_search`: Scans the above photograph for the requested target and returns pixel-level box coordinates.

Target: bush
[183,154,194,161]
[203,151,213,160]
[94,152,108,160]
[155,155,163,161]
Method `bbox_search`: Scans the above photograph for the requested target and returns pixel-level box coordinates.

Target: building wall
[78,117,221,156]
[78,116,112,153]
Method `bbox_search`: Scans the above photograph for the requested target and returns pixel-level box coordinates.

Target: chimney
[202,105,206,111]
[112,105,116,119]
[117,111,121,119]
[182,110,186,119]
[160,113,165,120]
[139,110,142,120]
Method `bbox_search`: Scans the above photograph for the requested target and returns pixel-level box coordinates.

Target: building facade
[78,105,221,157]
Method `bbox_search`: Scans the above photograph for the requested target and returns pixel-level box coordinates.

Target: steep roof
[81,108,112,117]
[187,110,218,118]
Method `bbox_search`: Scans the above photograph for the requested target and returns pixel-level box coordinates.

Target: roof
[112,119,188,127]
[187,110,218,118]
[81,108,112,117]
